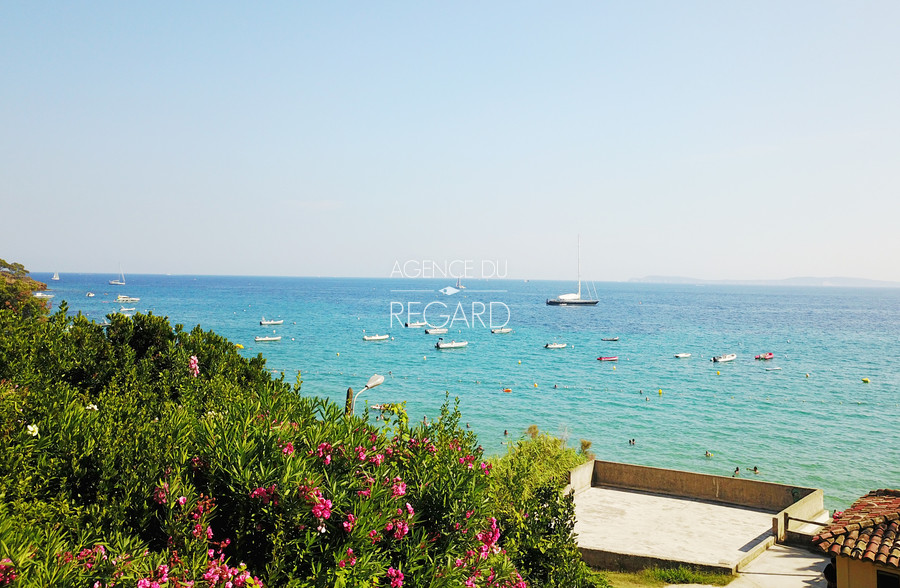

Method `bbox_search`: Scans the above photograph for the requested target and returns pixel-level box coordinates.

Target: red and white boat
[755,352,774,360]
[597,356,618,361]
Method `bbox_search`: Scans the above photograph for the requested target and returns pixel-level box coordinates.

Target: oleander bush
[0,297,599,587]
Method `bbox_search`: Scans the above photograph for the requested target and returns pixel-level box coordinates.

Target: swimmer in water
[752,466,759,474]
[705,451,712,458]
[733,467,740,477]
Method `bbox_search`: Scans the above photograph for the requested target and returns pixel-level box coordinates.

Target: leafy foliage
[489,430,601,588]
[0,257,49,319]
[0,305,532,587]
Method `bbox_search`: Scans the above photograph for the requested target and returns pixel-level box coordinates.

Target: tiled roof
[813,489,900,568]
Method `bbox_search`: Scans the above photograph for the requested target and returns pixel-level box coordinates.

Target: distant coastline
[628,275,900,288]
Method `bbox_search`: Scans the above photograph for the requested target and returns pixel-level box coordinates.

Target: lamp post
[349,374,385,414]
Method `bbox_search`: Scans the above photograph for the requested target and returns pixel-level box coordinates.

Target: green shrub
[489,429,597,587]
[0,305,534,587]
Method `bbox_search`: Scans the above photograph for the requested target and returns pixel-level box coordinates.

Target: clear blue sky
[3,2,899,282]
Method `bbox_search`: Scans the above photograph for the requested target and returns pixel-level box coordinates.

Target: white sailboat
[109,268,126,286]
[546,236,598,306]
[51,272,60,281]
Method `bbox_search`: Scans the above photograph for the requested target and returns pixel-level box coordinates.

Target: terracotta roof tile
[814,489,900,569]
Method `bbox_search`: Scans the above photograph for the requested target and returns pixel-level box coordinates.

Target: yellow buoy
[423,356,427,360]
[612,366,616,370]
[337,353,340,356]
[658,389,662,395]
[806,373,809,378]
[518,360,521,364]
[534,382,538,388]
[862,378,870,383]
[716,371,720,375]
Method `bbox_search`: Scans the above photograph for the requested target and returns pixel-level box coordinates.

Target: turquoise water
[39,273,900,510]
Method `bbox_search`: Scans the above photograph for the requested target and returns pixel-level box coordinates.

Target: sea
[35,273,900,511]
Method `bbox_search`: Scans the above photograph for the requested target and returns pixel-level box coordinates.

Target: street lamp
[349,374,385,414]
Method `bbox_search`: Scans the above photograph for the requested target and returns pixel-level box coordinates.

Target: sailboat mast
[576,235,582,299]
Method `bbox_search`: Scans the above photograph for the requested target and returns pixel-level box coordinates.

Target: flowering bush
[0,305,583,586]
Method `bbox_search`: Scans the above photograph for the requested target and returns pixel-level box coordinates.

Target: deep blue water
[37,273,900,510]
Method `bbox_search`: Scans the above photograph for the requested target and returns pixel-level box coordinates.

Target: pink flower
[386,567,404,587]
[391,481,406,498]
[177,496,187,506]
[281,441,295,456]
[188,355,200,377]
[343,513,356,533]
[392,520,409,539]
[153,483,169,504]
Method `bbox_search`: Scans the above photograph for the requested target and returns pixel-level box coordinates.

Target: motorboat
[363,334,390,341]
[435,338,467,349]
[597,356,618,361]
[601,337,619,341]
[425,327,448,335]
[33,292,54,298]
[491,327,513,334]
[255,335,282,342]
[546,235,599,306]
[119,307,136,312]
[544,343,567,349]
[405,321,427,328]
[755,352,774,360]
[116,295,140,303]
[674,353,692,359]
[712,354,737,363]
[766,367,782,371]
[260,317,284,325]
[86,292,95,297]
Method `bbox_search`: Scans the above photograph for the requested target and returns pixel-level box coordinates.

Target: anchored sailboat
[546,236,598,306]
[109,268,126,286]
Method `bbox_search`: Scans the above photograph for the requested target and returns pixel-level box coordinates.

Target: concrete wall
[590,460,817,512]
[775,487,826,543]
[564,460,594,495]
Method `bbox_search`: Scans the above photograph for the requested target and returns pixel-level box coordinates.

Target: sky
[2,2,899,282]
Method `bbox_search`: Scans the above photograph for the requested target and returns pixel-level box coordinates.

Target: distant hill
[628,275,900,288]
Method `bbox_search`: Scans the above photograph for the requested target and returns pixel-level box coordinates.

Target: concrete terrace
[566,460,831,574]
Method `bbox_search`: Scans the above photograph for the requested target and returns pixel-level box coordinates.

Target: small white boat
[425,327,448,335]
[545,342,567,349]
[86,292,95,297]
[33,292,55,298]
[119,307,136,312]
[116,295,140,303]
[51,272,60,281]
[766,367,782,371]
[255,335,282,342]
[260,317,284,325]
[674,353,691,359]
[363,334,389,341]
[491,327,513,334]
[711,353,737,363]
[405,321,427,328]
[435,338,467,349]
